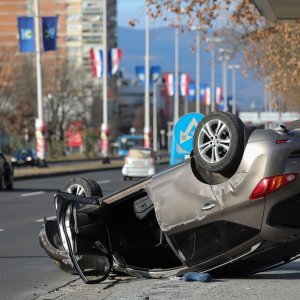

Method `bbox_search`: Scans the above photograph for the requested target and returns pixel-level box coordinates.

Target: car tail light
[276,139,290,144]
[249,173,297,200]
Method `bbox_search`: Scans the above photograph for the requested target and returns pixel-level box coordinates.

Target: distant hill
[117,26,264,111]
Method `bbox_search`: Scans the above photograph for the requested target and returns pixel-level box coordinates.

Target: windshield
[120,137,144,150]
[128,149,153,159]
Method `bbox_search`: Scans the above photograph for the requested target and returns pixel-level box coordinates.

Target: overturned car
[39,112,300,284]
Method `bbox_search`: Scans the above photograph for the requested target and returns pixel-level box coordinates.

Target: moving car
[122,147,156,180]
[39,112,300,284]
[11,148,37,167]
[0,152,14,191]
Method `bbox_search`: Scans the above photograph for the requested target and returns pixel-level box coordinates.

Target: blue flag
[150,66,161,83]
[42,16,58,51]
[135,66,161,85]
[18,17,35,53]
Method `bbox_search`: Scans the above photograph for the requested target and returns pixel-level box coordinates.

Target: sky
[116,1,264,110]
[118,0,145,28]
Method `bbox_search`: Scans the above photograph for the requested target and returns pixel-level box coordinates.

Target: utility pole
[206,37,221,113]
[195,30,201,113]
[34,0,43,121]
[228,64,240,115]
[153,83,158,153]
[101,0,110,163]
[174,28,179,123]
[218,48,232,112]
[144,3,150,148]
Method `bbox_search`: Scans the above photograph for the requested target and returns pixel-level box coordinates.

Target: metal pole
[195,30,200,113]
[101,0,109,162]
[223,60,228,112]
[153,83,157,153]
[210,42,215,113]
[174,28,179,123]
[144,3,150,148]
[184,95,188,114]
[232,68,236,114]
[34,0,43,121]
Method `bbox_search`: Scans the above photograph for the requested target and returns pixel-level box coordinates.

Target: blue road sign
[170,112,204,165]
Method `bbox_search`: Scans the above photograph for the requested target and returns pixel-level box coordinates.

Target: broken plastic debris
[181,272,212,282]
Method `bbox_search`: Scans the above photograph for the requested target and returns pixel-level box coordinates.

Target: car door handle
[201,203,216,211]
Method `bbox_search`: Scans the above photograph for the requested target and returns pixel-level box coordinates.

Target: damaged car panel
[39,112,300,283]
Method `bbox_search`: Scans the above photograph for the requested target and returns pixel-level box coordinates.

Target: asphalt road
[0,167,141,300]
[1,165,300,300]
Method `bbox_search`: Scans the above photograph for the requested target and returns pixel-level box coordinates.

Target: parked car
[39,112,300,284]
[11,148,37,167]
[0,152,14,191]
[122,147,156,180]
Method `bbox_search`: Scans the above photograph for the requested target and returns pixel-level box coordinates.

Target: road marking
[97,180,111,184]
[35,216,56,223]
[21,191,45,197]
[0,229,4,232]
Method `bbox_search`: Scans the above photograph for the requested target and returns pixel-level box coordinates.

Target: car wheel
[0,173,6,191]
[193,111,245,174]
[123,176,128,181]
[6,175,13,191]
[62,177,103,197]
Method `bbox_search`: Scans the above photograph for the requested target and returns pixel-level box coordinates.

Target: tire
[6,175,13,191]
[193,111,245,174]
[0,173,6,191]
[62,177,103,197]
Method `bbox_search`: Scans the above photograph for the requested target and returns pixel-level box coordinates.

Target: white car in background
[122,147,156,180]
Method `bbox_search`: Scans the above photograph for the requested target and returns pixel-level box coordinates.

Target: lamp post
[101,0,110,163]
[228,64,240,115]
[206,37,221,113]
[174,27,180,124]
[144,2,151,148]
[218,48,232,112]
[191,26,201,113]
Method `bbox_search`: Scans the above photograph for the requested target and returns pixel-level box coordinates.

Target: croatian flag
[216,86,223,104]
[108,48,122,75]
[203,87,211,105]
[90,48,103,78]
[180,73,190,96]
[165,73,174,96]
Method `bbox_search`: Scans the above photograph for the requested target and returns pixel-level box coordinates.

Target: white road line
[0,229,4,232]
[21,191,46,197]
[97,180,111,184]
[35,216,56,223]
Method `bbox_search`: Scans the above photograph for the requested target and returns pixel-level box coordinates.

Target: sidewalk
[13,159,124,180]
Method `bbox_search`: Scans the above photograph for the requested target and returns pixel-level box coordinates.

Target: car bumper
[122,166,156,177]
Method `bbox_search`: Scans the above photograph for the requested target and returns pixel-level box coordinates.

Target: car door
[150,161,226,266]
[55,191,113,284]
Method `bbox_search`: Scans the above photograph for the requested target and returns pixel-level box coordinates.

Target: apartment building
[0,0,117,118]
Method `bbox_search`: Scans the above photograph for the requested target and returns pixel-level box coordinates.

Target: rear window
[128,149,153,159]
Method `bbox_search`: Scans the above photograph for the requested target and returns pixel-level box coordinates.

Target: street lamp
[228,64,240,115]
[144,2,151,148]
[206,37,221,113]
[174,27,180,124]
[218,48,232,112]
[191,26,202,113]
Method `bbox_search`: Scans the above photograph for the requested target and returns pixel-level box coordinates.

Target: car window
[128,149,153,159]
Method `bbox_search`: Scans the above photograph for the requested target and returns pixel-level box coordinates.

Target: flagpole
[34,0,43,121]
[101,0,110,163]
[174,28,179,123]
[144,2,150,148]
[153,83,157,153]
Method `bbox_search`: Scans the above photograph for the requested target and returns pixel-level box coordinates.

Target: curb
[13,160,169,181]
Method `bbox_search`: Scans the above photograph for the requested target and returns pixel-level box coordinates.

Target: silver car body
[40,126,300,281]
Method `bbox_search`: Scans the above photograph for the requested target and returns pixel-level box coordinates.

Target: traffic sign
[170,112,204,165]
